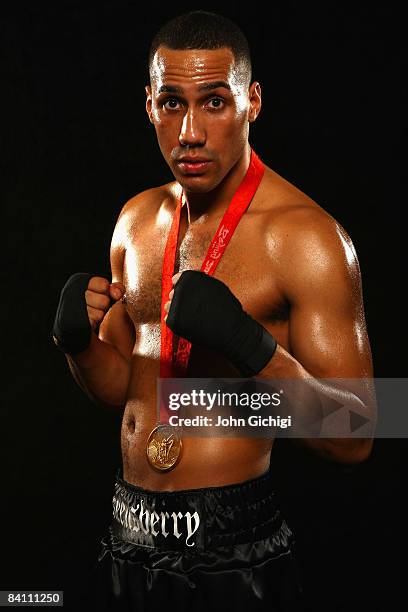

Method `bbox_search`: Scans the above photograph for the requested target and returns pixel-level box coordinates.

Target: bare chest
[122,213,289,329]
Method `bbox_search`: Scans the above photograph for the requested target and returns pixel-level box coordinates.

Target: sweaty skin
[67,47,374,491]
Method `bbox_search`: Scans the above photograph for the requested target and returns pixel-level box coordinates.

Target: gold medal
[154,150,264,472]
[146,424,182,471]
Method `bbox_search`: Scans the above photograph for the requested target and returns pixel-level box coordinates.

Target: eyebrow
[158,81,232,94]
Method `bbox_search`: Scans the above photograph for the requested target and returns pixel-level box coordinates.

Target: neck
[182,144,252,222]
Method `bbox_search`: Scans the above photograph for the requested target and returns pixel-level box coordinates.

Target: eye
[163,97,181,111]
[206,97,225,110]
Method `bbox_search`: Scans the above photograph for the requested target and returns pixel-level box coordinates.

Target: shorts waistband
[110,469,292,552]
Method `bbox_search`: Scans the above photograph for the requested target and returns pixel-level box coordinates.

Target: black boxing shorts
[82,470,305,611]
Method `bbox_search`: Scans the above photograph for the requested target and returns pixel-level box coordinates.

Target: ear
[145,85,154,124]
[248,82,262,123]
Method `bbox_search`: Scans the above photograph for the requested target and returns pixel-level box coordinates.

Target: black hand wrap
[166,271,277,377]
[52,272,92,355]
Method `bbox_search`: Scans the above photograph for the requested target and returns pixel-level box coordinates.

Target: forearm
[165,271,375,463]
[65,332,131,408]
[257,345,375,463]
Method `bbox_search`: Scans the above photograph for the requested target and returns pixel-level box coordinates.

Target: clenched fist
[53,272,125,355]
[85,276,125,330]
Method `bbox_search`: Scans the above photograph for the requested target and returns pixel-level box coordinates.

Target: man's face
[146,46,261,193]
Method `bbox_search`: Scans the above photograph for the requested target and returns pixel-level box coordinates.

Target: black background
[1,1,406,610]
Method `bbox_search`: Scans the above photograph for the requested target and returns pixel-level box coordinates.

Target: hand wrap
[53,272,92,355]
[166,271,277,376]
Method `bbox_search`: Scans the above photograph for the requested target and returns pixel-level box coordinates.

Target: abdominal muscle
[120,327,274,491]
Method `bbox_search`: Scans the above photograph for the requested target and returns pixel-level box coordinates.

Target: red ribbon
[160,148,265,386]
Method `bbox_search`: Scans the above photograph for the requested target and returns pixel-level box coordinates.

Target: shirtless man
[53,10,374,612]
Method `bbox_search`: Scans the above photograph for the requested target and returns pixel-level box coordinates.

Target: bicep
[98,221,136,362]
[98,300,136,362]
[286,225,373,379]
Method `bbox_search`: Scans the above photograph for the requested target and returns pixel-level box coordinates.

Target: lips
[176,158,212,174]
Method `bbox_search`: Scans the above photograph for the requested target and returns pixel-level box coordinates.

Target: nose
[179,108,206,147]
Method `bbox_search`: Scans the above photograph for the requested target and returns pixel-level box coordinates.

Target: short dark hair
[148,11,252,86]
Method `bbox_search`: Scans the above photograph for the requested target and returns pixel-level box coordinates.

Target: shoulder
[275,203,356,265]
[260,166,356,259]
[111,181,179,249]
[259,168,361,297]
